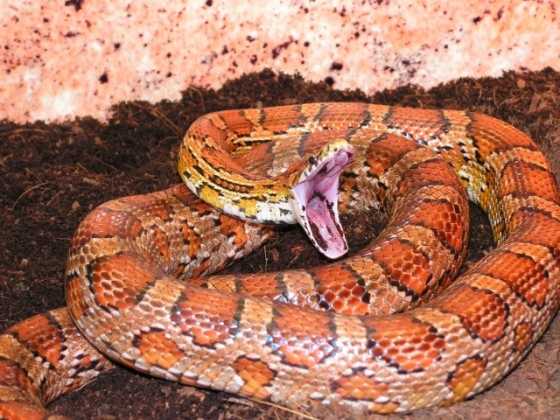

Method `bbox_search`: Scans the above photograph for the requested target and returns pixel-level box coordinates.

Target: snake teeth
[292,146,354,259]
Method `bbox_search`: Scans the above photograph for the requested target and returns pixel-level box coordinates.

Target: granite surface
[1,0,558,122]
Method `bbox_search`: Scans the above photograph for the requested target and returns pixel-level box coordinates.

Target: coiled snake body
[1,103,559,418]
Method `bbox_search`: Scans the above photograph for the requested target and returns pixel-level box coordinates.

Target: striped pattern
[0,102,559,418]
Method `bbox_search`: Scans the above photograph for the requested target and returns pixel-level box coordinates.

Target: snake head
[291,140,354,259]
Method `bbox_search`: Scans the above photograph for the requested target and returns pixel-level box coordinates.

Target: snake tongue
[292,148,354,259]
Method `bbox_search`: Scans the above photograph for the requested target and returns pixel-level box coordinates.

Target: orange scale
[332,371,390,401]
[7,315,63,368]
[136,330,183,370]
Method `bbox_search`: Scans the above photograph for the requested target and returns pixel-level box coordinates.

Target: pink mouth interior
[292,149,353,259]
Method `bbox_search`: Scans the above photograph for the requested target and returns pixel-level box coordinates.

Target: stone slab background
[1,0,558,122]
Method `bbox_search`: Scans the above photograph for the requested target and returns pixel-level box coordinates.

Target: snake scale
[1,102,559,418]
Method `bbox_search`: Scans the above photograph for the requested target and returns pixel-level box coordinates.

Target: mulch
[1,68,559,419]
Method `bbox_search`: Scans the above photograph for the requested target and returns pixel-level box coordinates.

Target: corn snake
[1,102,559,418]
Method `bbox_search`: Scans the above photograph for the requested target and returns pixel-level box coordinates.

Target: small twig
[89,155,118,172]
[134,103,182,137]
[244,397,318,420]
[0,127,51,138]
[46,190,63,206]
[12,182,49,210]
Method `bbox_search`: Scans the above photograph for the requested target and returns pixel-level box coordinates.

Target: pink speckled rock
[1,0,558,122]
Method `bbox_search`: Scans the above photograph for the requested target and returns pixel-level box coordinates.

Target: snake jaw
[291,146,354,259]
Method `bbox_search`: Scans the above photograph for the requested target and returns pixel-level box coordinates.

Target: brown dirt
[1,68,559,419]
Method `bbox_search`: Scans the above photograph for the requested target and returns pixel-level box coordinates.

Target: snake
[1,102,559,418]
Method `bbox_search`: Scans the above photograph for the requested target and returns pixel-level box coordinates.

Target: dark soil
[1,68,559,419]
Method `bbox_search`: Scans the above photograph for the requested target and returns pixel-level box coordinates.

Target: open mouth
[292,148,354,259]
